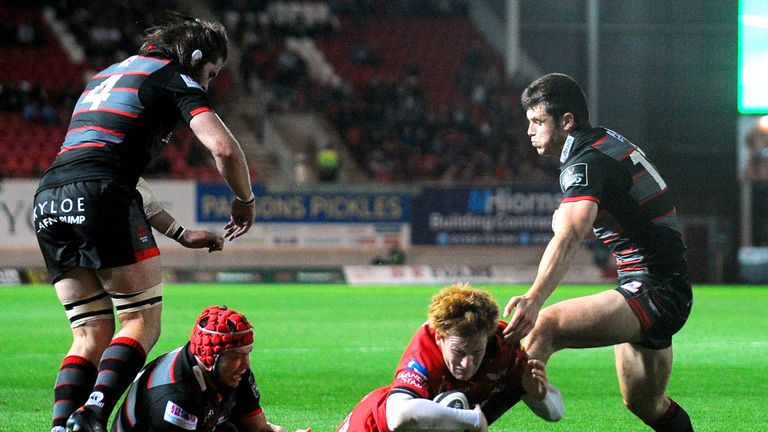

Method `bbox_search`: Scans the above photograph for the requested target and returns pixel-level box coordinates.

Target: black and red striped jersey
[113,344,262,432]
[37,52,212,191]
[558,127,688,279]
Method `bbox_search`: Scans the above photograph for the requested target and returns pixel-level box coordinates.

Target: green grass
[1,284,766,431]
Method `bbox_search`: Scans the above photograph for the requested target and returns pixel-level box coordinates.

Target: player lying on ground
[113,305,312,432]
[337,283,563,432]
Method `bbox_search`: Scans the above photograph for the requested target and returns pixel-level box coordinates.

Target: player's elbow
[207,139,236,159]
[522,385,564,422]
[386,411,407,431]
[385,393,415,431]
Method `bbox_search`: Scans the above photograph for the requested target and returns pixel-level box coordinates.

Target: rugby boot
[65,407,104,432]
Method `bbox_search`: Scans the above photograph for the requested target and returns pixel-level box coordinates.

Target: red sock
[647,399,694,432]
[85,337,146,424]
[52,356,97,429]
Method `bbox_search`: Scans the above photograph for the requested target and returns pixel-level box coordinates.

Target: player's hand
[472,405,488,432]
[225,198,256,240]
[502,294,541,343]
[521,358,548,400]
[178,229,224,252]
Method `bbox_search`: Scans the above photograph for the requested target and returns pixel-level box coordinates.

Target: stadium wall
[1,179,608,285]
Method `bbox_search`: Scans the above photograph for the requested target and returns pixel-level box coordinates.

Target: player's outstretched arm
[235,411,312,432]
[503,199,598,342]
[189,111,256,240]
[385,393,486,432]
[137,177,224,252]
[520,358,564,422]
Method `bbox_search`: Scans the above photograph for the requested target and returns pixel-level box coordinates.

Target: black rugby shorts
[615,274,693,349]
[34,180,159,282]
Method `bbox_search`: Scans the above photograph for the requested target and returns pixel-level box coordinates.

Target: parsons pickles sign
[197,184,409,223]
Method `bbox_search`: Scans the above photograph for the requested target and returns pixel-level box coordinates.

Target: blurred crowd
[2,0,557,183]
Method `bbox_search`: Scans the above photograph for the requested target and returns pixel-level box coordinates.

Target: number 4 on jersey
[82,74,123,110]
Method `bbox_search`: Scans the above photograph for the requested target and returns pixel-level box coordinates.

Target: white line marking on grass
[254,342,768,355]
[257,346,400,354]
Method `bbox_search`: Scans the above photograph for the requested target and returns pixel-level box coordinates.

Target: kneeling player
[337,283,564,432]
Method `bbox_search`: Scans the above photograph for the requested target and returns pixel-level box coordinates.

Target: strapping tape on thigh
[111,283,163,314]
[62,291,114,328]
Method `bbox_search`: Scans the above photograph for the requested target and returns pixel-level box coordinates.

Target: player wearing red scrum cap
[112,306,312,432]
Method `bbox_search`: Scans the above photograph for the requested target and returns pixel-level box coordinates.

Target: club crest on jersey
[560,163,588,192]
[179,74,203,90]
[164,401,198,430]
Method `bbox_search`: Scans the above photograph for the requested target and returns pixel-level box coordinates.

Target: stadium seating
[0,0,532,183]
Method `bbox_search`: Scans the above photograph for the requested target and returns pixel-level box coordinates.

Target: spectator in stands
[316,142,341,182]
[16,20,42,46]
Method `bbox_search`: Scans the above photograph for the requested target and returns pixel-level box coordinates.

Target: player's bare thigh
[614,343,673,419]
[54,268,115,360]
[525,289,644,359]
[96,255,162,294]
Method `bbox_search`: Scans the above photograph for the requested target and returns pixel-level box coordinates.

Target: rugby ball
[433,391,470,409]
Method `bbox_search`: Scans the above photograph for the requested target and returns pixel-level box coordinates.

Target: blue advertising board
[196,183,410,223]
[412,186,562,245]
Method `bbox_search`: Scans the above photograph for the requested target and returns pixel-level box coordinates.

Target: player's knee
[112,283,163,342]
[526,308,559,357]
[63,291,115,330]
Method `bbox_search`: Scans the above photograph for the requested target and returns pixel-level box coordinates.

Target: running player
[34,12,256,432]
[503,73,694,431]
[337,283,563,432]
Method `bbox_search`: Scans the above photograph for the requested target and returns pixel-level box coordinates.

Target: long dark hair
[139,11,228,74]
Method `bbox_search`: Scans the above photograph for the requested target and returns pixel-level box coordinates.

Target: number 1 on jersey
[82,74,123,110]
[629,148,667,190]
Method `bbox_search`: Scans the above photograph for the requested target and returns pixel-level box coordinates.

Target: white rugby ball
[433,391,470,409]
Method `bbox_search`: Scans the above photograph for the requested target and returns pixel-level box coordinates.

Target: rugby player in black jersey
[112,306,311,432]
[502,73,694,431]
[33,12,256,432]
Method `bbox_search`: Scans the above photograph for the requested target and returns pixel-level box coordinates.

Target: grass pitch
[0,284,766,431]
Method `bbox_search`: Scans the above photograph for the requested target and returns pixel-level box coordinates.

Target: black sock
[85,337,146,424]
[52,356,97,430]
[647,399,694,432]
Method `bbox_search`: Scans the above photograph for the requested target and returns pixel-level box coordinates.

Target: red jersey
[337,321,528,432]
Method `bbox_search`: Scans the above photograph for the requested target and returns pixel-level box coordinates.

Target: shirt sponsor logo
[605,129,626,142]
[560,163,588,192]
[405,357,428,378]
[620,281,642,293]
[180,74,203,90]
[395,370,427,389]
[163,401,198,430]
[560,134,575,163]
[84,391,104,408]
[118,56,137,68]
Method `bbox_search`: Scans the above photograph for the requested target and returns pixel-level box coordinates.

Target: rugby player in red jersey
[337,284,563,432]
